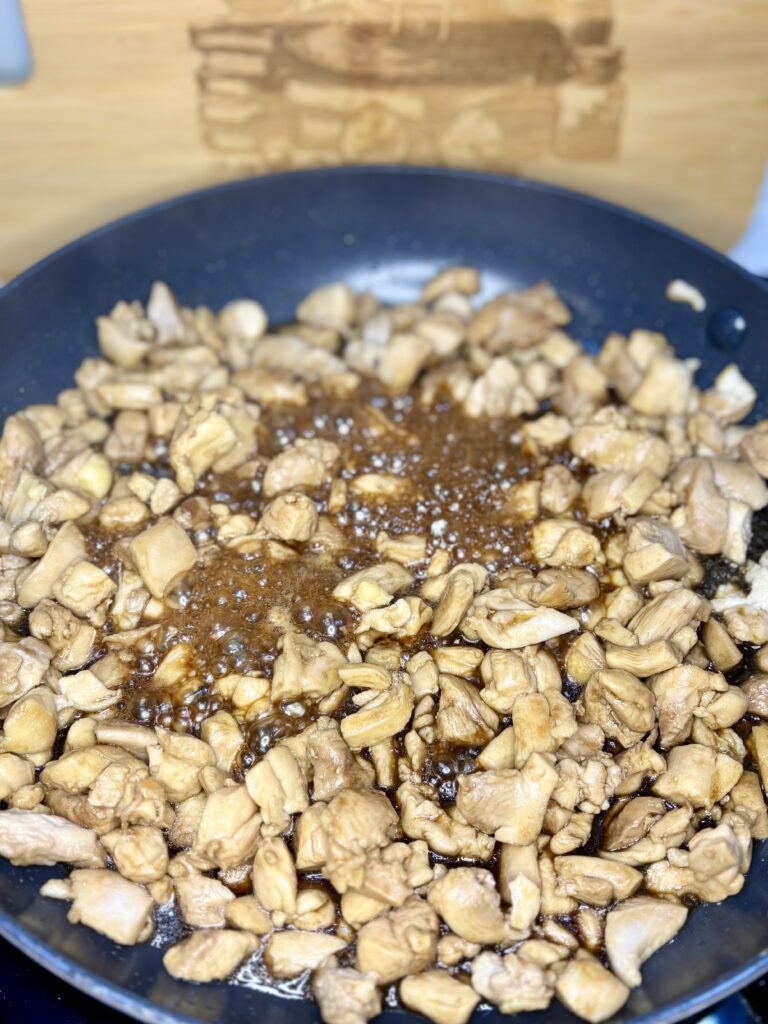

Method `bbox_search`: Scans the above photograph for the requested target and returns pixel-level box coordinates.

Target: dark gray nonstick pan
[0,166,767,1024]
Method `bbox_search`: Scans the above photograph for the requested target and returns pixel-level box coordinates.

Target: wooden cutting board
[1,0,767,282]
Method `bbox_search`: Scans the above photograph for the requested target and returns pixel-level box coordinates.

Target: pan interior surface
[1,166,767,1024]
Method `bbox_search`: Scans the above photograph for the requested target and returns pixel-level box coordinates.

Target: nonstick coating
[0,167,767,1024]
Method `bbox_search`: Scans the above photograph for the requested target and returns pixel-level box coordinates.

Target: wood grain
[0,0,767,282]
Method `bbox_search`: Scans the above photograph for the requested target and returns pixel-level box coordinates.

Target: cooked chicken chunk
[0,809,105,867]
[312,958,382,1024]
[554,956,630,1023]
[101,825,168,884]
[174,874,234,927]
[471,951,554,1013]
[129,518,196,599]
[265,930,348,979]
[456,754,558,845]
[427,868,516,945]
[163,929,259,982]
[604,897,688,987]
[194,784,261,869]
[41,868,153,944]
[356,896,439,983]
[400,970,480,1024]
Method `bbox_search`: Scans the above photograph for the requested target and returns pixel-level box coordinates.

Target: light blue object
[730,162,768,277]
[0,0,32,84]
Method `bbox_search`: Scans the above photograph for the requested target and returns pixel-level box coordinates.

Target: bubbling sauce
[110,384,541,748]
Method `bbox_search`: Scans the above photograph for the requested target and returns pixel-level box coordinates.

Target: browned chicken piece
[194,784,261,869]
[341,678,415,749]
[0,753,36,801]
[741,674,768,718]
[356,896,439,983]
[645,821,750,902]
[312,957,382,1024]
[163,929,260,983]
[0,809,105,867]
[260,492,319,543]
[0,636,54,709]
[583,669,656,746]
[427,868,517,945]
[554,856,643,907]
[174,874,235,927]
[28,599,97,671]
[602,797,692,866]
[461,595,579,650]
[651,664,730,747]
[245,743,309,835]
[397,781,495,860]
[455,754,559,845]
[16,522,86,608]
[1,686,58,765]
[199,711,243,772]
[170,409,238,494]
[262,438,340,498]
[271,631,345,702]
[400,970,480,1024]
[128,518,196,599]
[604,897,688,986]
[726,772,768,839]
[253,836,297,916]
[307,717,374,801]
[436,674,499,747]
[555,956,630,1023]
[224,895,272,935]
[265,930,348,979]
[41,868,153,944]
[652,743,743,808]
[101,825,169,884]
[320,788,399,893]
[471,950,555,1013]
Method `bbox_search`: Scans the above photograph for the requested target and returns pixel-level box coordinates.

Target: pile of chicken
[1,267,768,1024]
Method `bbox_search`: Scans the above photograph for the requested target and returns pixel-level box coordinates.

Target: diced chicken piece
[312,958,382,1024]
[52,560,116,617]
[571,417,671,477]
[129,518,196,599]
[456,754,558,845]
[603,797,691,865]
[0,752,36,800]
[163,929,259,982]
[471,951,554,1013]
[422,266,479,303]
[101,825,169,884]
[400,970,480,1024]
[260,492,318,542]
[646,822,748,902]
[245,743,308,835]
[553,856,642,907]
[431,569,478,637]
[54,669,121,712]
[334,562,414,612]
[224,895,272,935]
[28,599,96,671]
[436,674,499,747]
[356,896,439,983]
[462,594,578,649]
[726,772,768,840]
[1,686,58,765]
[740,674,768,718]
[701,364,757,425]
[0,809,104,866]
[0,636,53,709]
[41,868,153,944]
[437,934,481,966]
[16,522,86,608]
[498,844,541,930]
[530,519,600,568]
[427,868,516,944]
[554,956,630,1023]
[652,743,743,808]
[169,410,237,494]
[272,631,345,702]
[512,691,577,765]
[340,678,414,749]
[253,836,297,916]
[194,784,261,869]
[583,669,656,747]
[307,717,373,801]
[321,789,399,893]
[265,930,347,979]
[650,664,728,748]
[200,711,243,772]
[263,438,340,498]
[174,874,234,927]
[623,518,689,585]
[604,897,688,987]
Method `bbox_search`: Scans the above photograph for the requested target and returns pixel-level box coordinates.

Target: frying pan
[0,166,767,1024]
